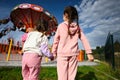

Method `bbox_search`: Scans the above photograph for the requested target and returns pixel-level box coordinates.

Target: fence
[0,41,22,61]
[104,31,120,69]
[0,39,53,63]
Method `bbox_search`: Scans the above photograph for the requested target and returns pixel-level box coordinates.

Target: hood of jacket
[64,21,79,35]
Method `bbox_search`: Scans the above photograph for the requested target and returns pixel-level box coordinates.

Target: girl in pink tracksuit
[52,6,94,80]
[21,26,53,80]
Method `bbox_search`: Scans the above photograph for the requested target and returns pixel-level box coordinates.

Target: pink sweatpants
[57,56,78,80]
[22,53,42,80]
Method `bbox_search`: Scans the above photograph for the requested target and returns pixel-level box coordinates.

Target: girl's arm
[21,33,28,46]
[18,33,28,55]
[40,35,54,60]
[79,31,94,61]
[79,31,92,54]
[52,26,60,57]
[40,43,53,59]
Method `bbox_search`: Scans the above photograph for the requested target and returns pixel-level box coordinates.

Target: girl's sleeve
[40,43,53,58]
[79,31,92,54]
[21,33,28,42]
[52,26,60,55]
[39,35,53,59]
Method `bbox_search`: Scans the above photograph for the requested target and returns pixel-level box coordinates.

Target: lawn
[0,61,120,80]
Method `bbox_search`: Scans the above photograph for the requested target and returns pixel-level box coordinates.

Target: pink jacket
[52,21,92,56]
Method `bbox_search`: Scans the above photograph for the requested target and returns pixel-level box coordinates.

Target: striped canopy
[10,3,58,35]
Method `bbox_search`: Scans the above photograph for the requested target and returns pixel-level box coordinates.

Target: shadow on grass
[76,71,97,80]
[0,67,99,80]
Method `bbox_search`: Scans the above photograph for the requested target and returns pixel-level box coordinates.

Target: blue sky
[0,0,120,49]
[0,0,80,23]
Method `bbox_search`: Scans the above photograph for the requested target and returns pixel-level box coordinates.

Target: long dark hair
[63,6,80,37]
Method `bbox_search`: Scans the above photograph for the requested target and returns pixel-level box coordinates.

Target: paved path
[0,53,98,67]
[0,60,98,67]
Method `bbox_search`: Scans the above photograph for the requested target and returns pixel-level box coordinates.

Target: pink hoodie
[52,21,92,56]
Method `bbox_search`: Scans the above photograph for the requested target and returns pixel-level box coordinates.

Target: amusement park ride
[0,3,58,61]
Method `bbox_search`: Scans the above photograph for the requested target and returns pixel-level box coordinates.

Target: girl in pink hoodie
[52,6,94,80]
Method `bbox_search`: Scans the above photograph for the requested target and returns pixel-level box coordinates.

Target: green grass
[0,62,120,80]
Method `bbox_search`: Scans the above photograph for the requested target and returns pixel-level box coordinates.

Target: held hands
[49,56,54,61]
[49,53,57,61]
[87,54,94,61]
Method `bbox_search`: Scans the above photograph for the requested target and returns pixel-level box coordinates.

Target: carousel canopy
[10,3,58,35]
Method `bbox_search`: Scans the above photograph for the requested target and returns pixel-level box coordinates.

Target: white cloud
[75,0,120,49]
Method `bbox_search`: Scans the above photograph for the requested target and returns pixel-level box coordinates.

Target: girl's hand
[50,56,54,61]
[87,54,94,61]
[18,50,23,55]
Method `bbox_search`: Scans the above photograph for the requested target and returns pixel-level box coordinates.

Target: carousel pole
[45,57,48,62]
[6,38,12,61]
